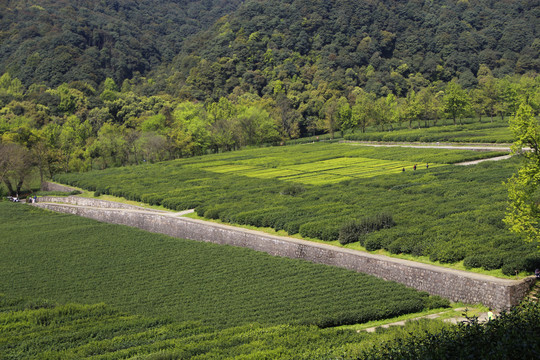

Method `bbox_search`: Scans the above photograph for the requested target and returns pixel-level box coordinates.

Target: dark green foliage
[280,184,305,196]
[0,0,244,87]
[0,202,437,329]
[480,255,504,271]
[355,302,540,360]
[465,253,516,272]
[339,214,395,245]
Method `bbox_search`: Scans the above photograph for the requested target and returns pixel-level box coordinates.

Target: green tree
[351,89,375,133]
[505,103,540,243]
[0,142,35,195]
[443,81,470,125]
[336,96,352,137]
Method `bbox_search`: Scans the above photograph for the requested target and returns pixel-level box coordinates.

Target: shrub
[364,237,383,251]
[423,296,451,310]
[436,248,466,264]
[338,213,395,245]
[478,254,503,270]
[386,240,403,254]
[204,207,221,220]
[280,184,305,196]
[338,220,364,245]
[501,261,525,276]
[299,220,340,241]
[524,254,540,272]
[463,255,482,269]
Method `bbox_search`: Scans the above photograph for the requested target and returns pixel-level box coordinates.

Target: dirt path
[362,309,492,333]
[455,155,513,166]
[342,140,515,152]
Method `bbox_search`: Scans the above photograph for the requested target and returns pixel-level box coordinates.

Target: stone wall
[34,201,535,311]
[41,181,78,193]
[37,196,160,211]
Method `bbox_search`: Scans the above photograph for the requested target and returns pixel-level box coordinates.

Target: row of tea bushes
[0,203,446,329]
[2,296,538,359]
[54,143,536,273]
[344,119,513,144]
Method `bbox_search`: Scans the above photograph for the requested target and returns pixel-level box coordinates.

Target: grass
[339,303,488,332]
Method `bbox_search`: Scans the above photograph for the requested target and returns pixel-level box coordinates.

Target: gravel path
[362,309,492,333]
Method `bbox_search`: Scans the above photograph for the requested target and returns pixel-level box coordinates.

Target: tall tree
[0,142,35,195]
[505,103,540,243]
[443,81,470,125]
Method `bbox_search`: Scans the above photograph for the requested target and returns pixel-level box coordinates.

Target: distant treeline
[0,70,538,195]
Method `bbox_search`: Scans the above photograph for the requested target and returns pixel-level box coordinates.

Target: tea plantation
[343,118,513,144]
[0,203,446,329]
[2,294,539,359]
[55,143,539,274]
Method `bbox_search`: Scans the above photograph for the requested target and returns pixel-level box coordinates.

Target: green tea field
[0,203,446,330]
[55,143,538,275]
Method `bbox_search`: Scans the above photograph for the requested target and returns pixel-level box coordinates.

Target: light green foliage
[505,103,540,242]
[0,295,372,359]
[443,81,471,125]
[140,113,167,133]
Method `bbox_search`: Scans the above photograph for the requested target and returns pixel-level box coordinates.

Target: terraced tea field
[0,203,445,329]
[55,143,539,275]
[201,157,442,185]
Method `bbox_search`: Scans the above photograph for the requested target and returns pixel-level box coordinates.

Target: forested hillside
[166,0,539,99]
[0,0,539,192]
[0,0,243,87]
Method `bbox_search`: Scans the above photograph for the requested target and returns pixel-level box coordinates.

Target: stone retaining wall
[41,181,78,193]
[34,201,535,311]
[38,196,161,211]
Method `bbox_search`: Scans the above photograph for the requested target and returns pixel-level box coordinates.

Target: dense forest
[0,0,243,86]
[0,0,539,194]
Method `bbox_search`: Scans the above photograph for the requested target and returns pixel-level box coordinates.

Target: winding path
[342,140,523,165]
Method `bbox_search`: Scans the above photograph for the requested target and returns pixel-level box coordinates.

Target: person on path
[487,308,494,321]
[413,164,417,171]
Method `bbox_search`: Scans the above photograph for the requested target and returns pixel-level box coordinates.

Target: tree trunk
[4,179,15,195]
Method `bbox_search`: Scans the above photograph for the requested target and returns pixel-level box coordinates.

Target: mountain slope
[0,0,243,87]
[166,0,539,100]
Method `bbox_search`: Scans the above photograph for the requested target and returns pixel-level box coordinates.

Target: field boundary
[33,196,535,311]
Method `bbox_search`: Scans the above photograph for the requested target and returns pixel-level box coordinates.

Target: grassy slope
[0,295,368,359]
